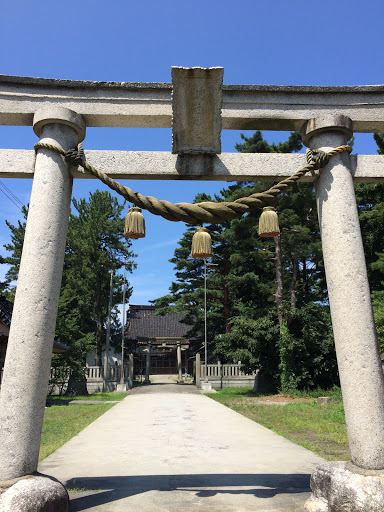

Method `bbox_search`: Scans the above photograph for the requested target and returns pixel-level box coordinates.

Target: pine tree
[155,131,339,390]
[1,190,136,395]
[356,133,384,352]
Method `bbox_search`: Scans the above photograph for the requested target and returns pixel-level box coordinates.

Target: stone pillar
[177,342,182,383]
[185,347,188,377]
[128,353,134,390]
[144,343,151,384]
[302,115,384,511]
[195,353,201,389]
[0,107,85,482]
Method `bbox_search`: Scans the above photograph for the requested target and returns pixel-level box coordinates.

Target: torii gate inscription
[0,68,384,511]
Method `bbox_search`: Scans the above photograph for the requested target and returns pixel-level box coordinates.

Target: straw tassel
[124,207,146,239]
[191,227,213,259]
[258,207,280,237]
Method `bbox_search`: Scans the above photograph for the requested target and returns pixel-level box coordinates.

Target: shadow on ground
[131,382,199,394]
[67,473,311,511]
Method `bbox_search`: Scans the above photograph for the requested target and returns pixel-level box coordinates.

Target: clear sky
[0,0,383,308]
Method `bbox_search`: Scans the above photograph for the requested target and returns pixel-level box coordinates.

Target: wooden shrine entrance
[126,304,200,379]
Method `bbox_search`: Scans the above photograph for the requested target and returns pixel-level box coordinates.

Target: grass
[207,387,349,461]
[47,391,128,402]
[40,403,116,462]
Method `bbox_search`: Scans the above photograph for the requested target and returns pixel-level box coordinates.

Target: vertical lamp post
[204,258,208,382]
[103,271,114,392]
[120,255,127,387]
[203,259,218,383]
[191,227,215,386]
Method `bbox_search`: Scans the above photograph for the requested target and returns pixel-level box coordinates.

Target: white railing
[86,365,129,380]
[86,366,102,380]
[199,361,255,379]
[50,365,129,382]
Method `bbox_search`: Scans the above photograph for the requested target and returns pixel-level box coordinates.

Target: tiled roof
[126,305,198,340]
[0,296,12,327]
[0,296,68,352]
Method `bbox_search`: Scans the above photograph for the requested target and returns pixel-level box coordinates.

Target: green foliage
[215,304,337,391]
[373,133,384,155]
[154,130,384,393]
[355,179,384,350]
[363,134,384,351]
[214,313,280,387]
[234,130,302,153]
[278,322,292,393]
[277,304,338,391]
[2,205,29,301]
[2,191,136,395]
[62,191,135,372]
[155,131,340,390]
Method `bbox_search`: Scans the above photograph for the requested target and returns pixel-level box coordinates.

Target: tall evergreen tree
[357,133,384,352]
[155,132,337,389]
[2,190,136,394]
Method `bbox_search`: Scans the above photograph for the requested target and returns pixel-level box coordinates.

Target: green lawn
[41,391,128,461]
[40,402,117,461]
[207,387,349,461]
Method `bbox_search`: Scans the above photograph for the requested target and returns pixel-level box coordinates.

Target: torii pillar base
[0,474,68,512]
[304,462,384,512]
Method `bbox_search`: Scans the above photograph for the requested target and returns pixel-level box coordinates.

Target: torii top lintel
[2,67,384,134]
[1,67,384,182]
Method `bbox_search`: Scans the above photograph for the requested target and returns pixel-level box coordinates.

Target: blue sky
[0,0,383,307]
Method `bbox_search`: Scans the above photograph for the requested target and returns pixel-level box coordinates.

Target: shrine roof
[126,305,198,341]
[0,296,12,328]
[0,296,68,353]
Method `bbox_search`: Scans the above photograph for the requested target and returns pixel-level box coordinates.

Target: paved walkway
[39,379,324,511]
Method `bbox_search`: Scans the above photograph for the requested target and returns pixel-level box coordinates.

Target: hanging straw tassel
[124,207,146,239]
[258,206,280,237]
[191,227,213,259]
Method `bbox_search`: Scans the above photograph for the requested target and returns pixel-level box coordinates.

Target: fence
[196,360,257,389]
[48,365,130,394]
[200,362,253,378]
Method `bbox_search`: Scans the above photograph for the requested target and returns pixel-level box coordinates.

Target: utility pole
[203,260,218,385]
[120,255,126,386]
[103,271,113,392]
[204,258,208,383]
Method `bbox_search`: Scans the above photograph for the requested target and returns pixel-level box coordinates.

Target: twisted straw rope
[34,143,352,225]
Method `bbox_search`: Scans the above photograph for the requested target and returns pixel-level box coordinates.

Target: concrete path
[39,381,324,512]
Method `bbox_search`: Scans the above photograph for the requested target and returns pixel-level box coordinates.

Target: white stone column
[128,353,134,390]
[144,343,151,384]
[303,115,384,470]
[195,353,201,389]
[0,107,85,481]
[177,342,182,383]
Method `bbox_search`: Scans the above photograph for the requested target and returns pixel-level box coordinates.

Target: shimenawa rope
[34,143,352,225]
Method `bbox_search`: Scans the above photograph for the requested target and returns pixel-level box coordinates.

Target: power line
[0,186,23,211]
[0,180,23,207]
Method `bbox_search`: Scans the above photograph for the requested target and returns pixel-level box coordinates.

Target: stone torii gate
[0,68,384,511]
